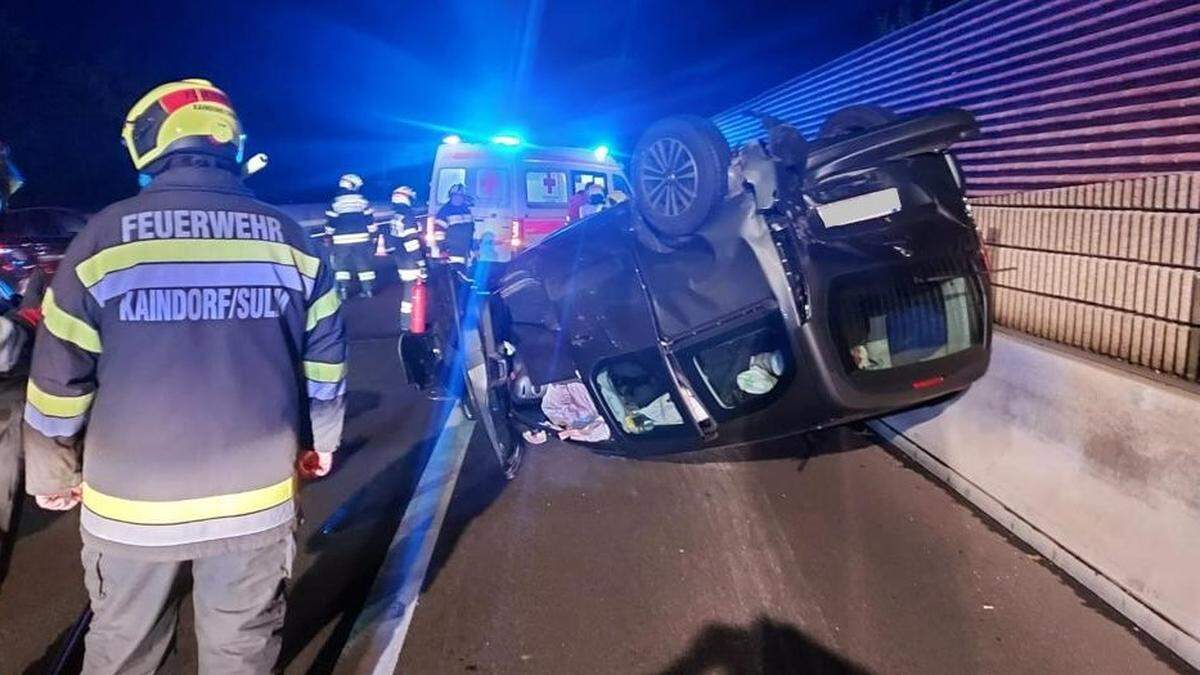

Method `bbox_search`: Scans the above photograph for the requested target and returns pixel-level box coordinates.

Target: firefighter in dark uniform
[387,185,424,329]
[433,182,475,264]
[324,173,377,299]
[23,78,346,673]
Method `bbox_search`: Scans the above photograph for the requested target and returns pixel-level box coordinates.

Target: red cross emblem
[543,175,557,193]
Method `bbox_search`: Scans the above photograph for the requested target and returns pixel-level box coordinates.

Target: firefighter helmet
[121,79,243,171]
[339,174,364,192]
[447,183,466,198]
[392,185,417,204]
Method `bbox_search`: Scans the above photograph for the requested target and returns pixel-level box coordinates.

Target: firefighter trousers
[81,535,295,675]
[330,243,376,290]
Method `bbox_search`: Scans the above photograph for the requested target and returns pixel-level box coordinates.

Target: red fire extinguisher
[410,277,427,334]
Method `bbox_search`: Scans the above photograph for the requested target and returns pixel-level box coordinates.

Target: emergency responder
[387,185,424,329]
[23,78,347,674]
[325,173,377,299]
[578,182,607,218]
[433,183,475,264]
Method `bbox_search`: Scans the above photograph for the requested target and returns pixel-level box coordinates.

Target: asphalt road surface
[0,284,1191,673]
[398,430,1190,674]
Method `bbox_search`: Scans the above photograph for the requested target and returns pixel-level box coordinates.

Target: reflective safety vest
[325,191,376,246]
[387,203,424,281]
[22,159,347,559]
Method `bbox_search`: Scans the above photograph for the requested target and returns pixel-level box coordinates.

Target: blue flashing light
[442,134,462,145]
[490,134,522,147]
[593,145,610,161]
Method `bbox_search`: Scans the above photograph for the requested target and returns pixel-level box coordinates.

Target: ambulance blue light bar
[593,145,610,161]
[442,134,462,145]
[490,134,522,147]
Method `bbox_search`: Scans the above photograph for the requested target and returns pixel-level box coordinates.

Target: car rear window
[833,267,984,375]
[525,170,568,208]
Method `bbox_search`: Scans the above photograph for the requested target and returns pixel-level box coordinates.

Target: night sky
[1,0,908,210]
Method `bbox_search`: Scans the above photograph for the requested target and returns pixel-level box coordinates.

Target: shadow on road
[657,616,868,675]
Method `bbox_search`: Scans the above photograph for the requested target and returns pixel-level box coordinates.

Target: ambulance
[427,135,630,262]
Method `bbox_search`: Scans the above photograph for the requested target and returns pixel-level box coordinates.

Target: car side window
[594,351,686,436]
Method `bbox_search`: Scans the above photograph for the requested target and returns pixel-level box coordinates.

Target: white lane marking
[337,406,476,674]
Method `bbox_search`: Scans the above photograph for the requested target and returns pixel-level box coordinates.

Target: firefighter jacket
[324,189,376,246]
[433,201,474,262]
[387,201,424,280]
[23,156,347,560]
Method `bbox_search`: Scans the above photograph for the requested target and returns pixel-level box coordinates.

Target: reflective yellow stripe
[75,240,321,288]
[26,380,94,418]
[42,288,103,353]
[82,477,294,525]
[303,360,346,383]
[306,288,341,331]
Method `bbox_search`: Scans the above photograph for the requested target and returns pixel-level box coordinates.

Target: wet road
[398,428,1189,674]
[0,284,1190,673]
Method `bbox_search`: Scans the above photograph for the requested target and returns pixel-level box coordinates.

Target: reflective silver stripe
[80,499,294,547]
[331,194,370,214]
[398,269,420,281]
[445,214,472,225]
[393,227,420,237]
[447,255,467,263]
[332,233,372,244]
[400,301,414,313]
[335,271,352,280]
[403,239,421,253]
[87,262,312,306]
[357,271,377,281]
[308,379,346,401]
[24,404,86,438]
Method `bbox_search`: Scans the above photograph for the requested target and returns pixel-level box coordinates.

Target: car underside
[400,106,993,477]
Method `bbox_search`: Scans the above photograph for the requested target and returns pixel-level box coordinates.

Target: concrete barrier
[870,329,1200,668]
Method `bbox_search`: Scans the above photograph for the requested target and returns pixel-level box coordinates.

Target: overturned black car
[401,106,992,476]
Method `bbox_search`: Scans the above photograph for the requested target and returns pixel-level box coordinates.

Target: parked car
[0,206,87,284]
[401,107,992,476]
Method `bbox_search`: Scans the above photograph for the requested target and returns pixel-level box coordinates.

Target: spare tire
[818,105,896,140]
[632,116,730,239]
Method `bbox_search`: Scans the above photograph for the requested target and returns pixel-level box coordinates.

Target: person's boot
[359,281,374,299]
[336,282,350,301]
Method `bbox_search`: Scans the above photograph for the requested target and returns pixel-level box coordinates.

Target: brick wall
[978,173,1200,379]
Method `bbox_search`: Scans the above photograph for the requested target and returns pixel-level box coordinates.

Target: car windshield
[833,267,983,375]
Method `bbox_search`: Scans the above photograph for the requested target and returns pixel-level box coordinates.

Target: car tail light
[510,218,524,249]
[911,375,945,390]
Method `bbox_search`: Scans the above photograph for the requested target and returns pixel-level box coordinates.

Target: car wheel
[632,116,730,239]
[818,105,897,140]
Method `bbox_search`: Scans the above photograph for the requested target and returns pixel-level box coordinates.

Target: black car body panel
[410,108,992,459]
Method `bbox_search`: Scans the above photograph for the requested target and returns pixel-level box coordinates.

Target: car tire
[818,105,897,140]
[632,116,730,240]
